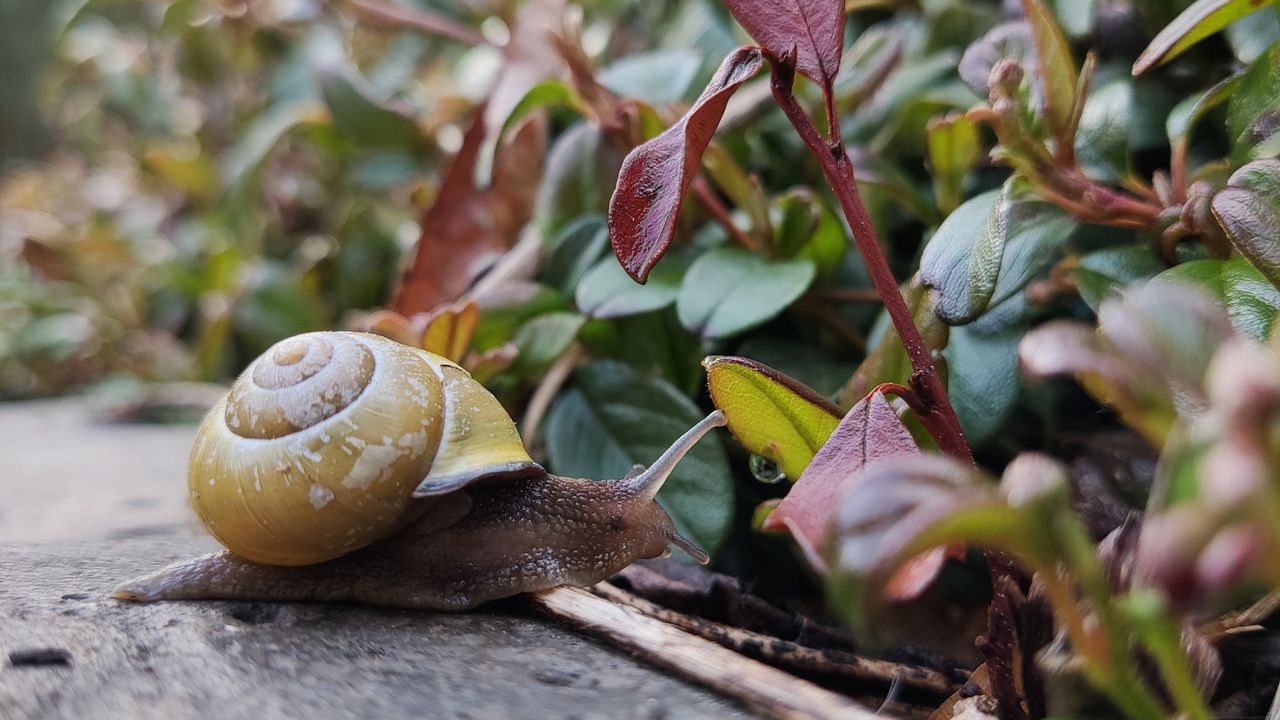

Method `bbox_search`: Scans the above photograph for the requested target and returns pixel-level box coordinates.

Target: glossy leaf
[1156,257,1280,341]
[676,246,816,339]
[1133,0,1279,75]
[1212,160,1280,291]
[771,190,847,274]
[545,214,610,293]
[1226,43,1280,163]
[1073,246,1165,311]
[926,112,981,214]
[920,189,1001,325]
[921,182,1075,325]
[576,253,685,319]
[510,312,585,376]
[600,50,702,105]
[1074,76,1134,182]
[723,0,846,87]
[544,361,734,556]
[316,65,427,153]
[943,301,1024,445]
[1166,75,1242,151]
[703,355,843,481]
[418,300,480,361]
[1021,0,1078,142]
[499,81,579,147]
[607,48,765,282]
[764,389,923,571]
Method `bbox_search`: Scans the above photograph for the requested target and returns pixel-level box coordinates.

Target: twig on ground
[592,581,961,698]
[531,586,884,720]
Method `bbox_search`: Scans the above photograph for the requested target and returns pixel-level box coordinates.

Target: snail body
[115,331,722,610]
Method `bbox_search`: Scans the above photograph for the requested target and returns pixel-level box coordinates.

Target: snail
[112,331,725,611]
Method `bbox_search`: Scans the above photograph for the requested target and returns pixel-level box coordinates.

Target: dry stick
[592,581,960,698]
[532,586,883,720]
[767,53,972,464]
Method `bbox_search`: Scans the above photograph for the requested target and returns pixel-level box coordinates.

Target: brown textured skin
[113,473,681,611]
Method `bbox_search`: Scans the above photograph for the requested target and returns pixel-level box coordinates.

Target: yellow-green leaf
[1021,0,1078,142]
[1133,0,1279,76]
[703,355,842,481]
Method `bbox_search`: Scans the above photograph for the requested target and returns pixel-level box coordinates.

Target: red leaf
[764,388,926,590]
[607,47,764,282]
[390,113,545,315]
[723,0,845,87]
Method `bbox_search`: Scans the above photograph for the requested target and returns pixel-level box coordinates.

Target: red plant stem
[692,175,761,253]
[825,288,883,303]
[768,53,973,465]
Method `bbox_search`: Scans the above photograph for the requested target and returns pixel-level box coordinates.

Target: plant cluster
[5,0,1280,716]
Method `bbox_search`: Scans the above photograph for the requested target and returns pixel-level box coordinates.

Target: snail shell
[189,331,539,566]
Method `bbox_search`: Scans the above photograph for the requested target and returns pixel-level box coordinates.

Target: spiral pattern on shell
[188,332,448,566]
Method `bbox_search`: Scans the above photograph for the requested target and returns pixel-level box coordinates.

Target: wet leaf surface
[703,355,842,481]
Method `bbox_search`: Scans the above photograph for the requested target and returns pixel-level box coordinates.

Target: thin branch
[530,586,883,720]
[692,175,762,252]
[825,288,883,304]
[592,581,961,698]
[342,0,487,46]
[766,50,972,464]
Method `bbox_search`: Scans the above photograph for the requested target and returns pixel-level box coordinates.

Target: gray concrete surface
[0,398,744,719]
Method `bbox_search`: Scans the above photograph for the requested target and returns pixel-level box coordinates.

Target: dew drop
[748,454,786,484]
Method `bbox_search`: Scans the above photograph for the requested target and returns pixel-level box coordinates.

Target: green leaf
[1155,257,1280,341]
[599,50,702,105]
[703,355,842,481]
[544,361,734,556]
[920,190,1001,325]
[926,112,981,214]
[1166,74,1243,156]
[1075,76,1133,182]
[1227,42,1280,163]
[1133,0,1279,75]
[499,80,579,146]
[1211,159,1280,290]
[921,182,1076,325]
[1226,5,1280,63]
[1072,246,1166,311]
[545,214,609,294]
[1050,0,1097,38]
[576,252,686,319]
[770,191,847,275]
[1021,0,1078,142]
[223,101,328,192]
[316,65,427,153]
[510,312,585,377]
[676,247,816,339]
[943,299,1025,445]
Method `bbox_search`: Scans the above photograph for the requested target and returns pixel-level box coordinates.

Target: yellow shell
[188,331,538,566]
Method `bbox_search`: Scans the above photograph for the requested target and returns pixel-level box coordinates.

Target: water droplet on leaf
[749,454,786,484]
